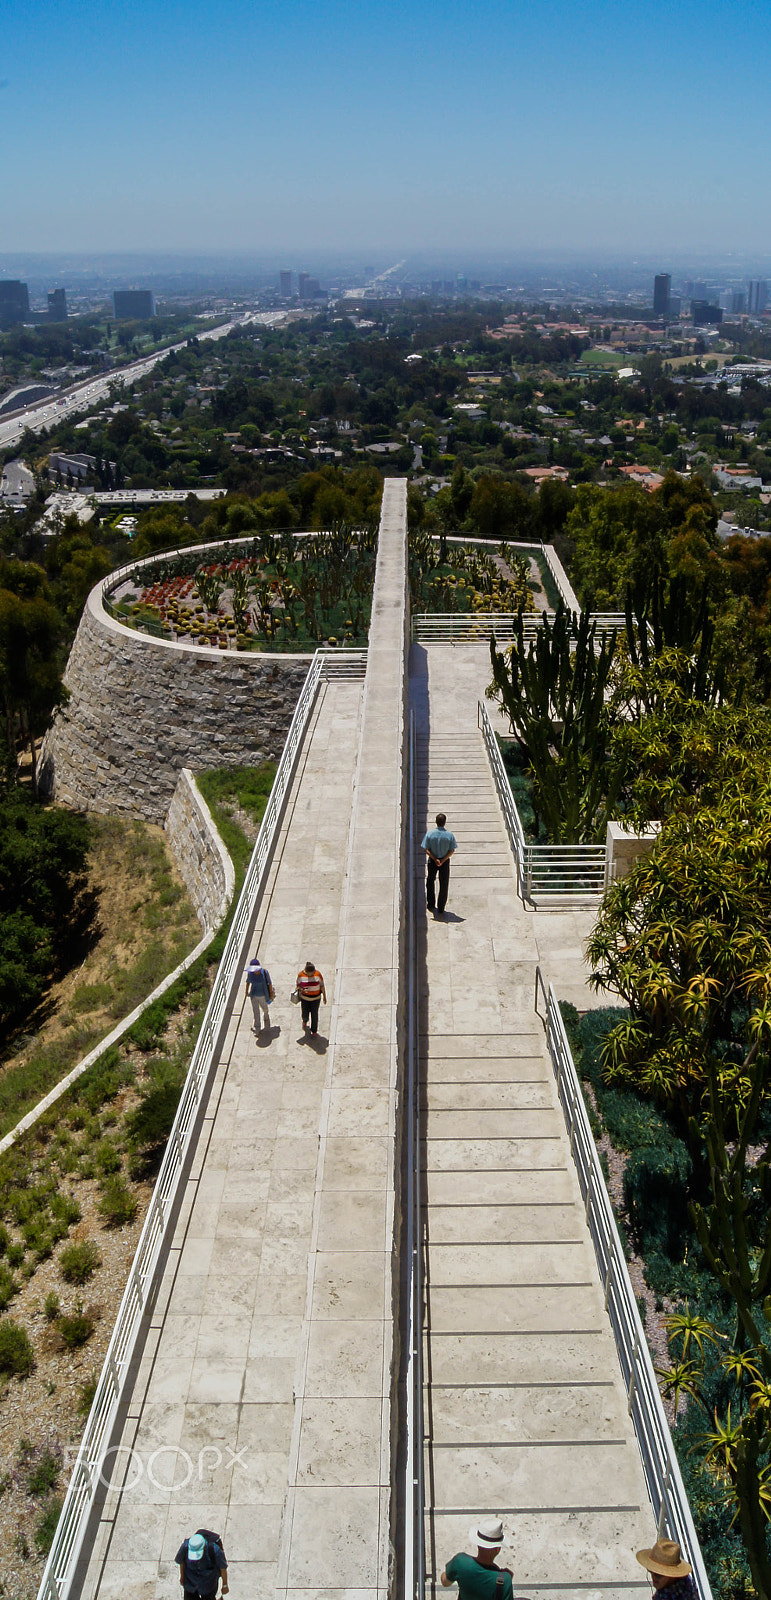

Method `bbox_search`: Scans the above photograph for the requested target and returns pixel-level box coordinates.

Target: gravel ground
[0,1160,152,1599]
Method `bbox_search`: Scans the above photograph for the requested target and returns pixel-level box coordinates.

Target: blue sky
[3,0,770,255]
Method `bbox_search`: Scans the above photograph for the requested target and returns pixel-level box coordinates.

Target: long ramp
[412,642,655,1599]
[70,481,409,1600]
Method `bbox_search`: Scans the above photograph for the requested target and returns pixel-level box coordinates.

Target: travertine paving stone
[73,678,367,1600]
[413,643,654,1597]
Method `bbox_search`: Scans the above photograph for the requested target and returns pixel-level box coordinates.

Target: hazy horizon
[4,0,771,258]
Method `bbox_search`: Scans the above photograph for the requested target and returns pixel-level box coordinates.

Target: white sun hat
[469,1517,507,1549]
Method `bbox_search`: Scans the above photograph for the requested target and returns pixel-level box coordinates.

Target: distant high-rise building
[113,288,156,320]
[279,270,292,298]
[0,280,30,327]
[653,273,671,315]
[749,280,769,313]
[691,301,723,327]
[47,288,68,322]
[730,291,746,315]
[298,273,321,300]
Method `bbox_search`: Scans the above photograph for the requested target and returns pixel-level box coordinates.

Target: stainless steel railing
[478,699,606,902]
[36,649,340,1600]
[411,611,625,644]
[535,968,713,1600]
[404,711,426,1600]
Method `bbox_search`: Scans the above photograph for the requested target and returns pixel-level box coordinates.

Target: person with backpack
[245,952,274,1035]
[175,1528,229,1597]
[441,1516,514,1600]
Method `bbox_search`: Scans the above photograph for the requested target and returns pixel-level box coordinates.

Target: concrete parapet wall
[606,819,661,882]
[165,769,235,933]
[40,581,311,822]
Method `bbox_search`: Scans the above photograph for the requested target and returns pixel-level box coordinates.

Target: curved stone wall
[40,577,312,822]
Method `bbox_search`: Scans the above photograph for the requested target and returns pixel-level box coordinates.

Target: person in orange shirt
[296,960,326,1035]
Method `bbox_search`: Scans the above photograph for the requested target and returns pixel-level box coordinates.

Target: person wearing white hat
[636,1538,694,1600]
[440,1516,513,1600]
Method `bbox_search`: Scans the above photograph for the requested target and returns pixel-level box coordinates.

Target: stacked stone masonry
[40,586,312,822]
[164,769,235,934]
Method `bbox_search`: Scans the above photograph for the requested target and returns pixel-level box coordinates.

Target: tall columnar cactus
[488,604,620,843]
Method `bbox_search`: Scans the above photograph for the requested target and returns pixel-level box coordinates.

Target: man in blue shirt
[421,812,457,917]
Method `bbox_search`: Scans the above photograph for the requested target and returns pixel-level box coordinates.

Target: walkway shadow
[297,1031,328,1053]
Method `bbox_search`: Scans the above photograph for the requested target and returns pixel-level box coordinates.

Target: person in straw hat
[441,1515,514,1600]
[636,1538,694,1600]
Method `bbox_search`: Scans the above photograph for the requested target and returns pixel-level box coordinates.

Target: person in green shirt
[441,1517,514,1600]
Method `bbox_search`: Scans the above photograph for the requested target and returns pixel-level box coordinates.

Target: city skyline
[3,0,771,256]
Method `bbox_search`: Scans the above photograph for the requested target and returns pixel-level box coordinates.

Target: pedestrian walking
[636,1539,694,1600]
[296,960,326,1035]
[441,1516,514,1600]
[245,953,274,1034]
[176,1528,229,1597]
[422,811,457,916]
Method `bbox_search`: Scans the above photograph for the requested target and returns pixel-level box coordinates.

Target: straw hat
[469,1517,507,1550]
[636,1539,692,1579]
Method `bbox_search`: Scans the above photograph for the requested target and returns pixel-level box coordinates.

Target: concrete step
[428,1382,632,1445]
[426,1283,601,1334]
[424,1137,567,1171]
[426,1202,582,1245]
[425,1169,580,1206]
[427,1240,594,1285]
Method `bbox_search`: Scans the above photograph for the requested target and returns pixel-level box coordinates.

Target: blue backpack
[188,1527,226,1574]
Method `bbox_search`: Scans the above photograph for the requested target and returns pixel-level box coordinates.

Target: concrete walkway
[74,677,367,1599]
[412,642,655,1599]
[75,480,408,1600]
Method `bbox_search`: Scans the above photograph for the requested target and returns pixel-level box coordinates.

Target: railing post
[628,1333,639,1415]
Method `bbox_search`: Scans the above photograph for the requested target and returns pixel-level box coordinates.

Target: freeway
[0,310,285,453]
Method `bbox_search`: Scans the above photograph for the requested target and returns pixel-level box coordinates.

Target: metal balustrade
[478,699,606,902]
[412,611,624,644]
[36,648,361,1600]
[535,969,713,1600]
[403,712,425,1600]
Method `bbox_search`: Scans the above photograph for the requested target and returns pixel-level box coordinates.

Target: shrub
[70,981,114,1015]
[44,1292,60,1322]
[58,1308,95,1349]
[125,1058,184,1161]
[623,1141,693,1259]
[6,1243,24,1269]
[77,1373,98,1417]
[94,1140,121,1176]
[0,1319,34,1376]
[51,1192,81,1228]
[60,1241,101,1286]
[34,1495,63,1556]
[97,1179,137,1228]
[0,1224,10,1258]
[27,1446,61,1496]
[0,1265,18,1312]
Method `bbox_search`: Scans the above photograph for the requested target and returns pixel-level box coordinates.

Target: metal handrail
[477,699,606,902]
[477,697,527,897]
[37,650,335,1600]
[412,611,625,644]
[534,968,713,1600]
[404,711,425,1600]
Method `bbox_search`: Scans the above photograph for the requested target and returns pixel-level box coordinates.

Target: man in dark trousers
[441,1516,513,1600]
[176,1530,229,1598]
[422,811,457,917]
